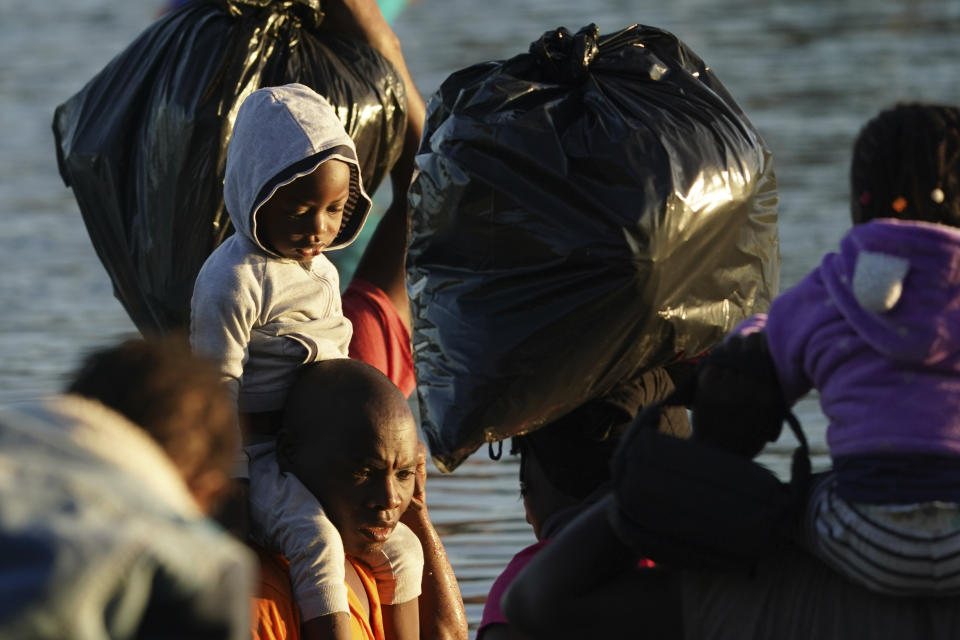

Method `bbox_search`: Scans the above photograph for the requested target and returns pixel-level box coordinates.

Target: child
[723,103,960,595]
[0,337,251,639]
[190,83,422,632]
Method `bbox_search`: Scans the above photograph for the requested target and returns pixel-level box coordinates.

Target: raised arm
[321,0,426,333]
[401,444,468,640]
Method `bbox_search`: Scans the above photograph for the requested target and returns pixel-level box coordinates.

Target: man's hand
[401,442,428,527]
[396,441,468,640]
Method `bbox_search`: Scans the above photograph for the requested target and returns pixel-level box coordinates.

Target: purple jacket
[762,219,960,459]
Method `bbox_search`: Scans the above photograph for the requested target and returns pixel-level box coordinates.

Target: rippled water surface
[2,0,958,632]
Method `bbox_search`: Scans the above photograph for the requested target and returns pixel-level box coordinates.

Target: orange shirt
[250,547,385,640]
[346,556,385,640]
[251,548,301,640]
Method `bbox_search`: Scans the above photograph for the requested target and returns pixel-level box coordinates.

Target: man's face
[298,412,419,556]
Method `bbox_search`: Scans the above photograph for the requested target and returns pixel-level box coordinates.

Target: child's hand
[400,442,428,526]
[692,332,785,458]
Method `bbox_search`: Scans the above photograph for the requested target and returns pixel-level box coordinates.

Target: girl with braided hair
[738,103,960,596]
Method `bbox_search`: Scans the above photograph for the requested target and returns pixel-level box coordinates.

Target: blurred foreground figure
[0,337,253,640]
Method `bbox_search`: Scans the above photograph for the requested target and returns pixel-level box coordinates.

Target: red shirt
[343,278,415,397]
[251,548,300,640]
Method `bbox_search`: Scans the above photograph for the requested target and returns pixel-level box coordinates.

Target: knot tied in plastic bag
[54,0,406,332]
[529,23,600,84]
[408,23,779,472]
[223,0,323,26]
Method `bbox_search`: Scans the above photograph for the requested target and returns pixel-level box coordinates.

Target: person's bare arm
[301,613,352,640]
[382,599,419,640]
[321,0,426,332]
[502,496,682,639]
[401,444,468,640]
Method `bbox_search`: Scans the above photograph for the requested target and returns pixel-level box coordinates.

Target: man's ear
[276,428,297,473]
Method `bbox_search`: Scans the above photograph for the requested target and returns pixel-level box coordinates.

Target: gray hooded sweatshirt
[190,84,372,413]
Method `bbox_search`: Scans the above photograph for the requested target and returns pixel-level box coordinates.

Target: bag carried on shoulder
[407,23,779,471]
[54,0,406,332]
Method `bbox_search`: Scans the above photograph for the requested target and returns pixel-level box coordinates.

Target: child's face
[256,159,350,261]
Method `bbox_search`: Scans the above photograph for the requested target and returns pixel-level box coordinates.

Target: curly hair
[66,335,236,484]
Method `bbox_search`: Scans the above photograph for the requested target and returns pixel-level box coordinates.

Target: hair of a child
[850,103,960,228]
[66,335,237,482]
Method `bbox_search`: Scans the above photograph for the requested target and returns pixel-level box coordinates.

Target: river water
[1,0,958,632]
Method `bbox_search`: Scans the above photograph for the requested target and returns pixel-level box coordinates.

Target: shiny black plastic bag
[54,0,405,332]
[408,24,779,471]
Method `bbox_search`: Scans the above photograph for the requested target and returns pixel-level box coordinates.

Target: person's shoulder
[253,547,294,599]
[199,235,271,273]
[507,539,551,571]
[193,237,272,301]
[251,547,300,640]
[479,540,551,632]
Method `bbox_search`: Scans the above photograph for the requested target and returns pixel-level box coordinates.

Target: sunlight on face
[256,159,350,261]
[300,412,419,556]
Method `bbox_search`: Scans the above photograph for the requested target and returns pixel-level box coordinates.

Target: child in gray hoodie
[190,83,422,630]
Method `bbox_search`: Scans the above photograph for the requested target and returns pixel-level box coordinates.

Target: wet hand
[401,442,428,525]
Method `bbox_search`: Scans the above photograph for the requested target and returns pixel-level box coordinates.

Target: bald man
[251,359,466,640]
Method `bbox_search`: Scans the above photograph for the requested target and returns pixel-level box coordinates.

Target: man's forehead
[333,415,416,456]
[350,450,418,468]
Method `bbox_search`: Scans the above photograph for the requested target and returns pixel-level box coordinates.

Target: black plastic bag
[54,0,406,332]
[408,24,779,471]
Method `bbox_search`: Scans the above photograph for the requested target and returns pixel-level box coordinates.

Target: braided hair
[67,335,237,484]
[850,103,960,228]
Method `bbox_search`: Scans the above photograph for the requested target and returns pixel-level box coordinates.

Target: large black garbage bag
[53,0,406,332]
[408,24,779,472]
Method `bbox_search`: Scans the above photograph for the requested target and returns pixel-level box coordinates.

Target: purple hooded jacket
[761,219,960,460]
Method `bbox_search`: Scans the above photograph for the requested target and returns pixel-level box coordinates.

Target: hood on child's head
[820,218,960,367]
[223,83,372,257]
